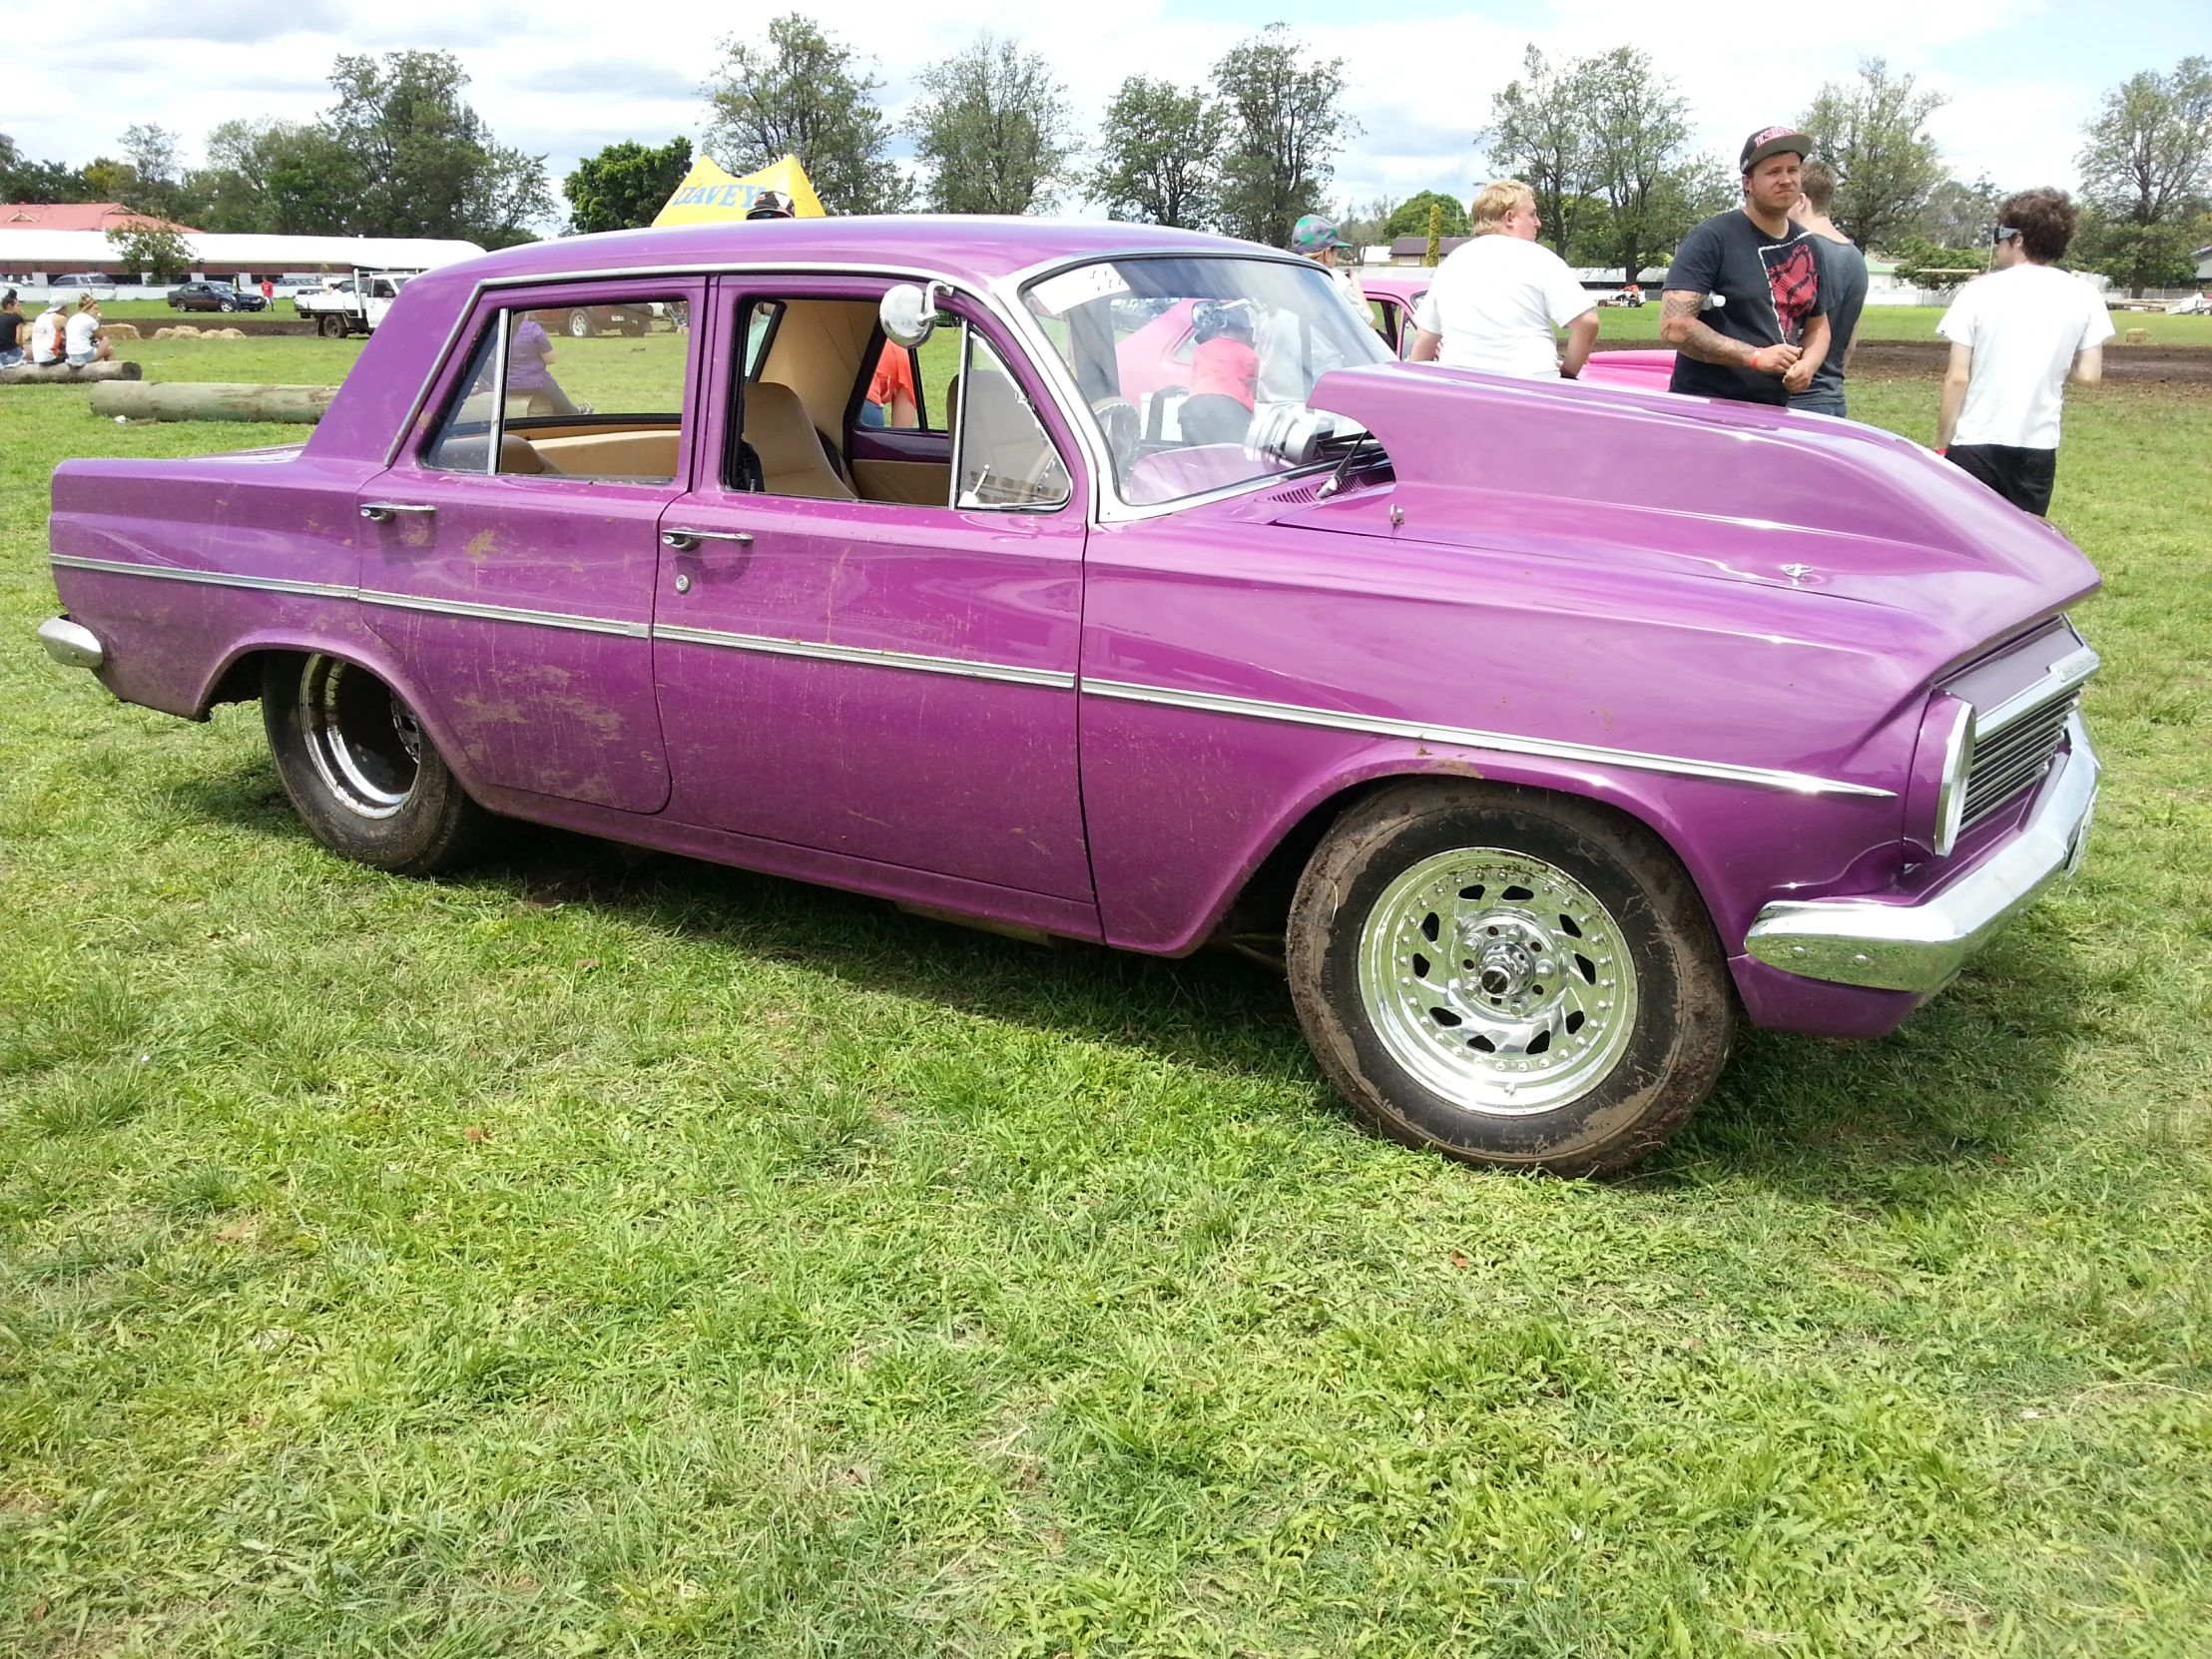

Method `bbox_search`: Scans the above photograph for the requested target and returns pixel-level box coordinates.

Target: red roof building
[1,203,200,234]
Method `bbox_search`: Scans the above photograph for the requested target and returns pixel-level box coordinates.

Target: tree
[0,133,86,202]
[1383,190,1468,242]
[115,125,190,222]
[1916,174,2003,246]
[105,222,194,282]
[1088,77,1222,229]
[1336,195,1398,251]
[1423,202,1443,267]
[1212,24,1355,247]
[1485,46,1605,261]
[1799,58,1946,253]
[907,36,1076,216]
[704,14,906,215]
[1581,48,1706,285]
[564,138,693,235]
[2076,57,2212,294]
[322,51,552,247]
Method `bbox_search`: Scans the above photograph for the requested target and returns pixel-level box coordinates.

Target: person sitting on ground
[1660,128,1831,405]
[505,314,584,416]
[29,297,70,366]
[1786,160,1867,418]
[1935,187,2111,518]
[64,295,116,367]
[1407,180,1600,379]
[0,291,26,367]
[1179,300,1260,445]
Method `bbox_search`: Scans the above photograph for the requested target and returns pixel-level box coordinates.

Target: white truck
[293,270,419,336]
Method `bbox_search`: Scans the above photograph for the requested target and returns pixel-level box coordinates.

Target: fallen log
[88,381,339,425]
[0,359,144,384]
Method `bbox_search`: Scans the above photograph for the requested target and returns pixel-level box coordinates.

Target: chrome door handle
[662,528,754,551]
[361,502,436,522]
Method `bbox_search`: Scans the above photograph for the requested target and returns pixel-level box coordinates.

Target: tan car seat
[743,380,854,500]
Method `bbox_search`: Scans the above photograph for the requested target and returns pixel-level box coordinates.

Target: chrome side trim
[36,616,104,669]
[50,553,354,600]
[1974,644,2099,740]
[358,589,652,639]
[653,622,1074,688]
[1745,714,2098,993]
[1084,677,1894,797]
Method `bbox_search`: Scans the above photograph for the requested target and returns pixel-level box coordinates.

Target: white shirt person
[1409,181,1600,380]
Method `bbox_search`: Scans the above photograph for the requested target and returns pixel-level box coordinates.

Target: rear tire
[1287,780,1734,1177]
[567,309,597,338]
[263,654,490,875]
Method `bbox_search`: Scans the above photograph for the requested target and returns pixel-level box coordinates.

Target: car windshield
[1019,255,1389,508]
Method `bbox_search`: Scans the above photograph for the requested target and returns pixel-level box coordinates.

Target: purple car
[36,219,2101,1175]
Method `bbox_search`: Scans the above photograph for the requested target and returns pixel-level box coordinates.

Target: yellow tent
[653,154,826,226]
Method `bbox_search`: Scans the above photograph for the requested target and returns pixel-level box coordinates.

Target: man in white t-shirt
[1407,180,1598,380]
[1936,188,2112,517]
[29,298,69,366]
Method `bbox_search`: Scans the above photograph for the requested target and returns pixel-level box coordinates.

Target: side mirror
[880,281,945,348]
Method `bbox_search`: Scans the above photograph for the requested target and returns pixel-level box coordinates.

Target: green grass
[1592,301,2212,347]
[3,343,2210,1656]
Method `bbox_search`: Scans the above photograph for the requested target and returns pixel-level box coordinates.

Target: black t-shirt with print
[0,311,23,352]
[1664,211,1829,405]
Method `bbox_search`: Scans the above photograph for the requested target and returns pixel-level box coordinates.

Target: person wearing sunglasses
[1935,188,2112,516]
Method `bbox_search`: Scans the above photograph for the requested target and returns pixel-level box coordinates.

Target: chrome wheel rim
[1357,847,1638,1116]
[299,655,420,820]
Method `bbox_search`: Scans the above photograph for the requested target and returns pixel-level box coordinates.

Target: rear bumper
[1744,715,2098,994]
[36,616,105,670]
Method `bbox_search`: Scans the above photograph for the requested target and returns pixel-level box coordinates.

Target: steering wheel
[1090,396,1140,474]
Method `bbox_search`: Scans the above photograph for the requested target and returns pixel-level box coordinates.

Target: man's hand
[1746,342,1802,376]
[1780,351,1819,393]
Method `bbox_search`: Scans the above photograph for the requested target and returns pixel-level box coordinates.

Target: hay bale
[2123,326,2151,344]
[154,325,201,339]
[206,327,248,339]
[98,321,142,340]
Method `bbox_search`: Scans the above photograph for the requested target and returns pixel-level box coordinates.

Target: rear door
[353,278,704,814]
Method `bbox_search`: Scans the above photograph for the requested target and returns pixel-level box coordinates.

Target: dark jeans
[1948,443,2057,517]
[1788,386,1848,417]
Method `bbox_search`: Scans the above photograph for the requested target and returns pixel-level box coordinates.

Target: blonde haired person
[1407,181,1599,379]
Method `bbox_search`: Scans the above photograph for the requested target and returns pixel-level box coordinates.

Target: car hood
[1285,364,2099,651]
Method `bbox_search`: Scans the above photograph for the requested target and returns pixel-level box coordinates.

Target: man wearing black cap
[1660,128,1831,405]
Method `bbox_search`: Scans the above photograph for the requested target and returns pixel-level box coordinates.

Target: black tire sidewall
[1290,783,1733,1175]
[262,656,487,875]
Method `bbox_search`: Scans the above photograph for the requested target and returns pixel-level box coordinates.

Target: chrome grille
[1962,690,2079,828]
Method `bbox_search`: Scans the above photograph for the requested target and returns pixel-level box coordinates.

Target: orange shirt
[868,342,916,408]
[1188,337,1258,408]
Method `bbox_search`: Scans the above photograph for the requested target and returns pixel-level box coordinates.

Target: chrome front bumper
[1745,714,2098,994]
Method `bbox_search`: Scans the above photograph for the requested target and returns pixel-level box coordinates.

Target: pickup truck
[293,270,419,336]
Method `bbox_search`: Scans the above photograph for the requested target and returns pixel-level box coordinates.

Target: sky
[3,0,2204,228]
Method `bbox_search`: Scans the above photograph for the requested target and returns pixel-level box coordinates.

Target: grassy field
[2,342,2209,1656]
[1589,301,2212,346]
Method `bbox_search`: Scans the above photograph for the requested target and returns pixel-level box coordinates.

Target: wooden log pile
[88,381,339,424]
[0,359,144,384]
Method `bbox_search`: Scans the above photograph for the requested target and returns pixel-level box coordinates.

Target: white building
[0,205,482,291]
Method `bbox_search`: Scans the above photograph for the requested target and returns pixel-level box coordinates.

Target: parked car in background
[38,219,2102,1176]
[293,271,417,335]
[47,274,120,302]
[167,280,267,313]
[553,301,657,337]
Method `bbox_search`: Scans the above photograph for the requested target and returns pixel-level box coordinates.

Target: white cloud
[4,0,2095,222]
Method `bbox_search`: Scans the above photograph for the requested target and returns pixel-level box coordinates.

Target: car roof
[440,217,1275,295]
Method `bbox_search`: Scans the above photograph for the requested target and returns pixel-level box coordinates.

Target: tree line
[2,29,2203,295]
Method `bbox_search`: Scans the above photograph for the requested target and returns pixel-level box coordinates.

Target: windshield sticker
[1030,264,1131,316]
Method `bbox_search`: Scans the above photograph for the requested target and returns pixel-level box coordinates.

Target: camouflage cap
[1291,214,1352,254]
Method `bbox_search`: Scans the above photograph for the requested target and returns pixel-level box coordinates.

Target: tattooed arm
[1659,290,1799,375]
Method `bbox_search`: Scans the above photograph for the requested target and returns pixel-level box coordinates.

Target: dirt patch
[1854,339,2212,383]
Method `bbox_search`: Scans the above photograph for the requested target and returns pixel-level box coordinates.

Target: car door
[354,278,705,814]
[650,276,1093,901]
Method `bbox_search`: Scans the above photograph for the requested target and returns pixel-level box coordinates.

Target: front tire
[263,655,490,874]
[567,309,597,338]
[1287,781,1734,1177]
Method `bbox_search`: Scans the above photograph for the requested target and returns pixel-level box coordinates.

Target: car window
[1021,255,1387,509]
[955,328,1071,511]
[743,301,781,378]
[423,301,690,482]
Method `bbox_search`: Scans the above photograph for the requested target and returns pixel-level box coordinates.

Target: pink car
[1362,271,1676,391]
